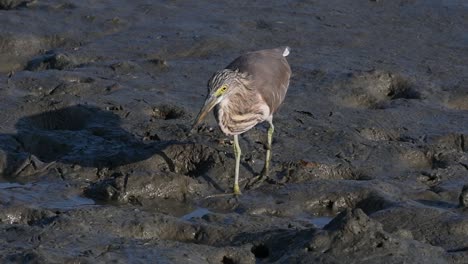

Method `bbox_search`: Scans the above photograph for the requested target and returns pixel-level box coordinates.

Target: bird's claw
[245,173,277,190]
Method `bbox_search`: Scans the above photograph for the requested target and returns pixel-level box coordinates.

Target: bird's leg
[201,135,242,198]
[261,121,274,177]
[233,134,242,195]
[246,121,276,190]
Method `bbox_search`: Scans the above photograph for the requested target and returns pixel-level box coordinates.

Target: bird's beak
[191,95,218,131]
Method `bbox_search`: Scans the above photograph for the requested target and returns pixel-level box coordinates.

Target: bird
[192,46,291,195]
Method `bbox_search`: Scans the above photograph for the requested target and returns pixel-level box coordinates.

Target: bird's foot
[203,192,241,199]
[245,172,277,190]
[203,184,242,199]
[233,184,242,195]
[260,166,269,178]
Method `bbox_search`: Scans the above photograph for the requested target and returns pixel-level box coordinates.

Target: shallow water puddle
[180,207,211,221]
[309,216,333,228]
[0,181,95,210]
[295,216,333,228]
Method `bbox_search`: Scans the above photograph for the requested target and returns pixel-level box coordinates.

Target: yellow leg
[245,122,275,190]
[261,122,274,176]
[233,134,242,195]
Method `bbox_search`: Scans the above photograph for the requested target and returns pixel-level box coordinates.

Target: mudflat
[0,1,467,263]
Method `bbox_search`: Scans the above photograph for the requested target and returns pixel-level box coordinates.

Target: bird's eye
[216,85,228,96]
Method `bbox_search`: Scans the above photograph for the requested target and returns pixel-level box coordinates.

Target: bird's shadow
[0,104,176,181]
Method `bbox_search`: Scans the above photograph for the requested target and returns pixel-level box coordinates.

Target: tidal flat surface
[0,0,467,263]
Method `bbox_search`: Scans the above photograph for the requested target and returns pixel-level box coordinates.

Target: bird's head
[192,69,243,130]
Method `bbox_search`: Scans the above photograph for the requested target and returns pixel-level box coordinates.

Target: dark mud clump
[25,51,78,71]
[302,209,447,263]
[0,0,28,10]
[151,104,186,121]
[0,0,468,263]
[460,185,468,208]
[334,70,419,109]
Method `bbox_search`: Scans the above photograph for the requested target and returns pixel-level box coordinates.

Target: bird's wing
[226,47,291,114]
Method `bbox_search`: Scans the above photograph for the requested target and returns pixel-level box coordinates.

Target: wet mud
[1,0,468,263]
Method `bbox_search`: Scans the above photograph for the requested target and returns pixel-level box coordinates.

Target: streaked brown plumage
[192,47,291,195]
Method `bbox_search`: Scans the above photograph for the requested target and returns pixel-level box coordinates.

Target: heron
[192,47,291,195]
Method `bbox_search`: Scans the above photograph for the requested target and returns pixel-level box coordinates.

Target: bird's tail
[282,46,290,57]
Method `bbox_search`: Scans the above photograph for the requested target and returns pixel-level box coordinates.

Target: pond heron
[192,47,291,195]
